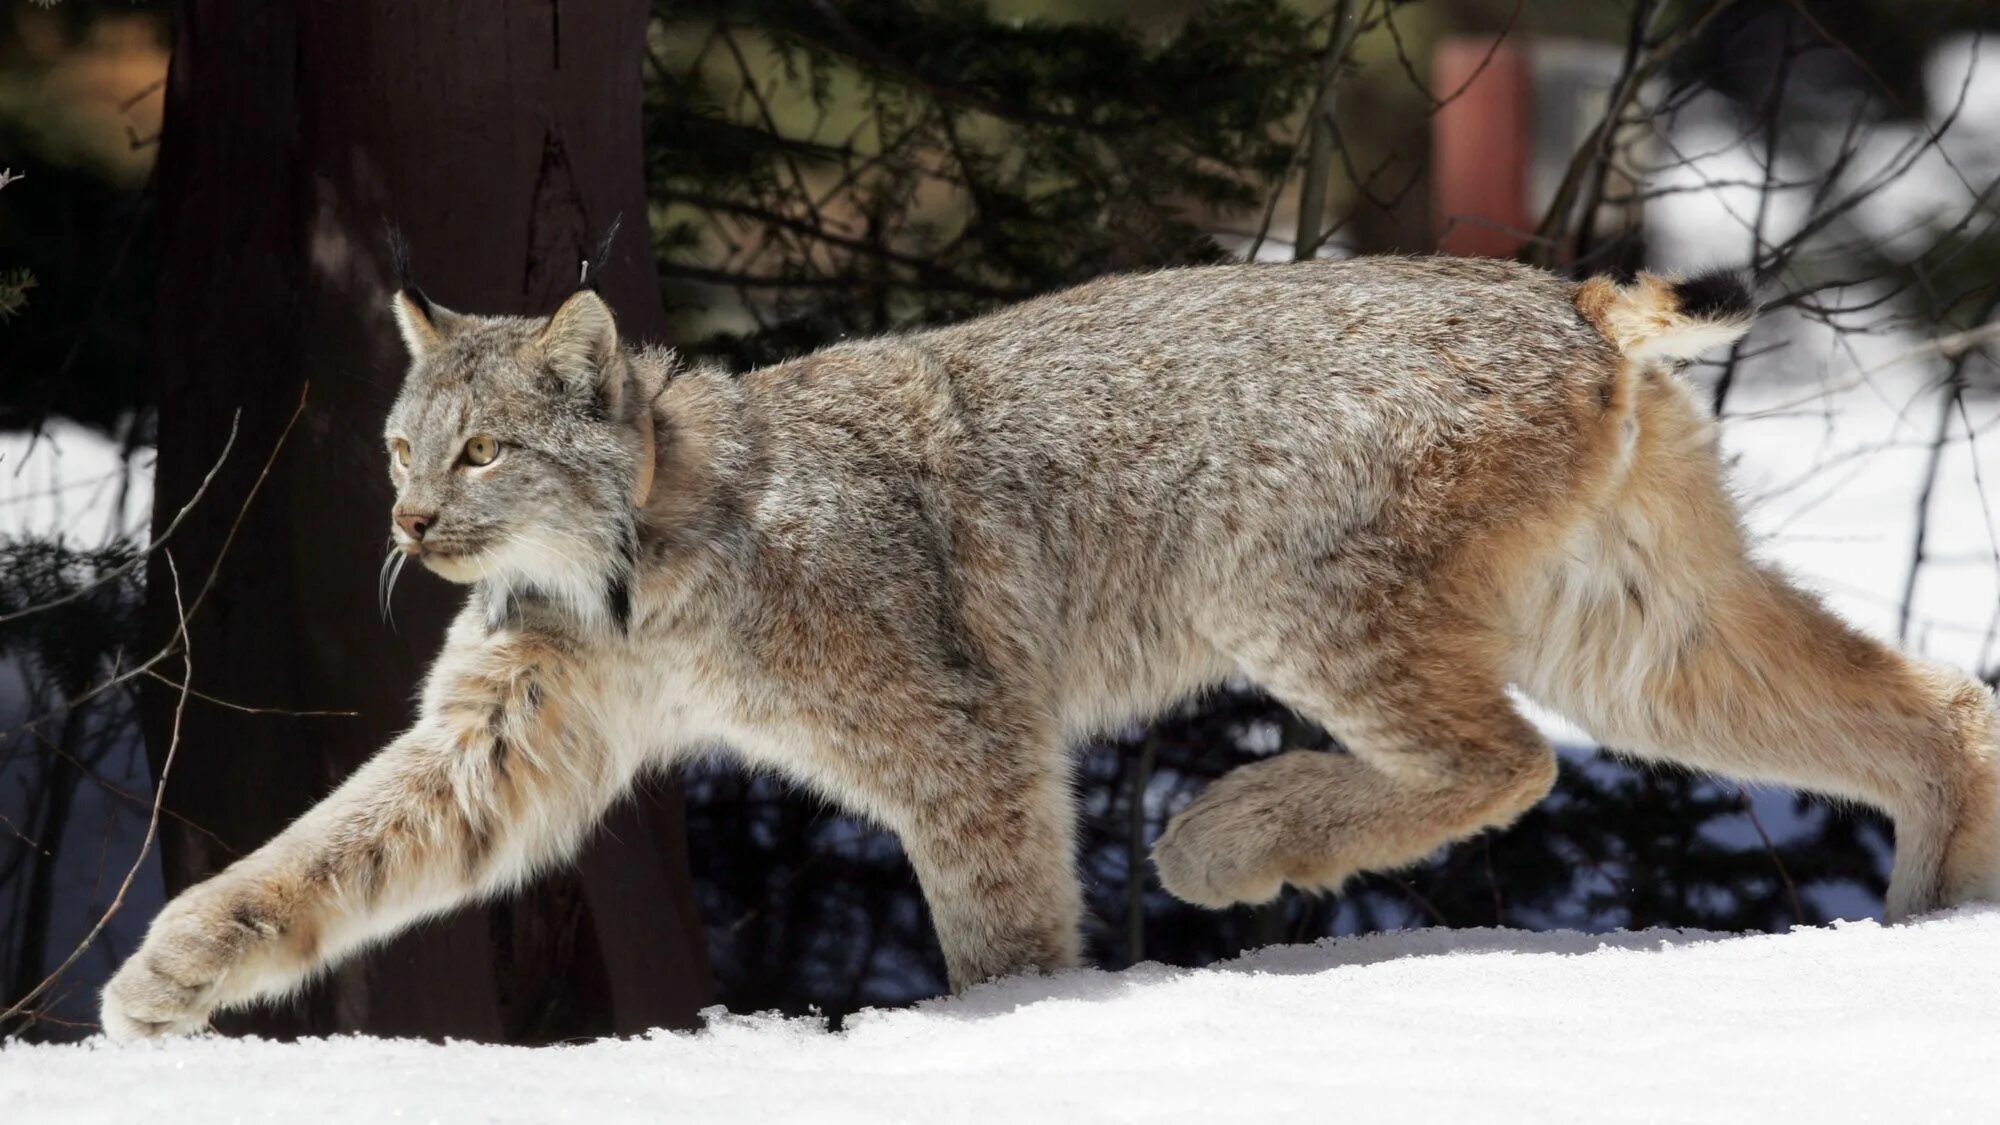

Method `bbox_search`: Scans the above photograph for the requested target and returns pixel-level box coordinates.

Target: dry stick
[0,811,42,853]
[1566,0,1658,270]
[0,413,240,626]
[1725,322,2000,423]
[1383,873,1449,927]
[1529,0,1737,268]
[1242,118,1313,263]
[1304,0,1520,258]
[1246,2,1365,263]
[1952,392,2000,671]
[719,27,831,237]
[116,77,165,114]
[138,668,358,719]
[1737,790,1805,925]
[655,260,1021,298]
[1124,730,1158,966]
[1895,301,2000,644]
[1754,118,1997,298]
[0,386,308,744]
[1380,0,1524,111]
[659,189,1023,300]
[1778,0,1985,207]
[1711,23,1797,415]
[1482,837,1504,925]
[1317,7,1447,221]
[0,386,307,1033]
[1293,0,1358,262]
[25,725,239,862]
[1901,374,1962,644]
[0,553,192,1034]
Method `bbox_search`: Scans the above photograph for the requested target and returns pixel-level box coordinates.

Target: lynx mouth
[389,535,492,582]
[379,539,490,620]
[394,531,490,562]
[416,547,487,583]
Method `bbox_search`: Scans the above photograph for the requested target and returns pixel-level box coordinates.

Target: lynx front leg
[101,629,639,1040]
[891,746,1083,990]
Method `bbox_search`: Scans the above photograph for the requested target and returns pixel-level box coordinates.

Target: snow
[6,908,1997,1123]
[0,418,151,544]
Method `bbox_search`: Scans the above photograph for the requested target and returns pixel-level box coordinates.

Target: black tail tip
[1671,268,1757,322]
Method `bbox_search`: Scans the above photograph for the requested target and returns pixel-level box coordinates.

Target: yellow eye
[463,435,499,466]
[391,438,411,468]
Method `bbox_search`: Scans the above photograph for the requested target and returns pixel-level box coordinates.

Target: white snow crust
[6,909,1996,1124]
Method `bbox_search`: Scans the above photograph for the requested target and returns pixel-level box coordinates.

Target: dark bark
[143,0,709,1042]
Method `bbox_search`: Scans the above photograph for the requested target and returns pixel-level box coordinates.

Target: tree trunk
[142,0,709,1042]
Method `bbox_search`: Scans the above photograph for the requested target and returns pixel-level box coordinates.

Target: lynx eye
[390,438,411,468]
[463,434,500,466]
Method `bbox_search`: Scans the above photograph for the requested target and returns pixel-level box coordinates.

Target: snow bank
[7,909,1996,1124]
[0,419,151,544]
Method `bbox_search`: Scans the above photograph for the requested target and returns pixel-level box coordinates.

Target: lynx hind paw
[1152,781,1291,909]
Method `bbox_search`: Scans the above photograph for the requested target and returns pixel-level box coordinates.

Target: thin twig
[0,387,306,743]
[0,414,239,626]
[1530,0,1737,266]
[1738,790,1805,925]
[138,669,359,719]
[25,726,239,862]
[0,553,193,1035]
[1125,731,1158,966]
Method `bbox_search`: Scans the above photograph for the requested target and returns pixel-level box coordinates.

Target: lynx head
[380,281,655,634]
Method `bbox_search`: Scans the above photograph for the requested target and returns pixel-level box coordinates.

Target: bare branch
[0,553,192,1036]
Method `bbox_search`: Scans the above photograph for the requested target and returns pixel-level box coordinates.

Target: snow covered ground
[6,908,1997,1124]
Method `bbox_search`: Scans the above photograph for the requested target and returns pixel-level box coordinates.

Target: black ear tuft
[1671,268,1757,322]
[576,214,624,293]
[383,221,435,317]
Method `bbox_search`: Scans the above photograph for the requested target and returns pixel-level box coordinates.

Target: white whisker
[379,548,409,629]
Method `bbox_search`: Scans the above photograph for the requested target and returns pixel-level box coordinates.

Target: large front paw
[101,882,278,1041]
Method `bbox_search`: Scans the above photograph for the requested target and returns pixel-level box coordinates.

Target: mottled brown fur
[103,257,2000,1039]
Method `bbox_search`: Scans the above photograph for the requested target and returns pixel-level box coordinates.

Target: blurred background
[3,0,1997,1043]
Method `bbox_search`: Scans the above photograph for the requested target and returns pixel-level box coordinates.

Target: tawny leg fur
[1511,375,2000,918]
[100,626,642,1039]
[876,736,1083,990]
[1155,603,1558,908]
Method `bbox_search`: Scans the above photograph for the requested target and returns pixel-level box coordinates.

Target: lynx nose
[395,511,435,541]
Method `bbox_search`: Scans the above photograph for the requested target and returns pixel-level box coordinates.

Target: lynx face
[382,287,649,631]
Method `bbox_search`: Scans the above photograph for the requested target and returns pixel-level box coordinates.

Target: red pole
[1432,36,1533,258]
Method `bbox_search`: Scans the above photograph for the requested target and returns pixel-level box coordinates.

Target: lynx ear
[537,288,619,390]
[390,289,454,358]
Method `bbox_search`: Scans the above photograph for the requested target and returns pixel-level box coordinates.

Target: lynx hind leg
[1155,611,1557,909]
[1528,548,2000,919]
[1513,375,2000,919]
[1528,554,2000,918]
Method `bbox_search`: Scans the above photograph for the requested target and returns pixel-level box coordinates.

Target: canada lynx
[103,256,2000,1039]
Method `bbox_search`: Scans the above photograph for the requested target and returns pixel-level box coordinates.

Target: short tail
[1574,268,1757,364]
